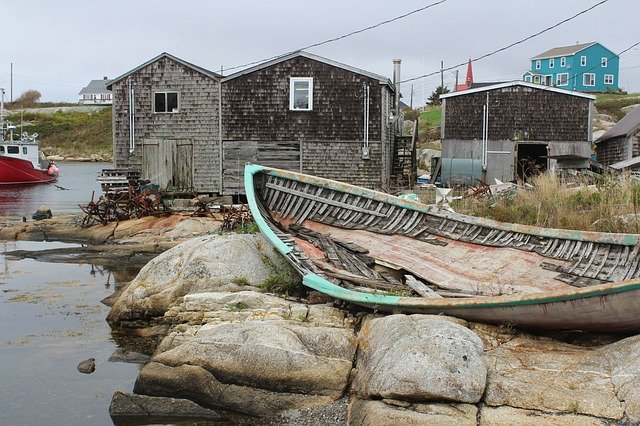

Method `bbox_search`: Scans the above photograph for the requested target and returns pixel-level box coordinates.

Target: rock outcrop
[107,233,292,324]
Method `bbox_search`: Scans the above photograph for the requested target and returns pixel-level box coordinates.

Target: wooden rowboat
[245,164,640,332]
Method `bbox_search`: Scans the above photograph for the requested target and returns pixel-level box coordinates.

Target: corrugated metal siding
[111,56,221,193]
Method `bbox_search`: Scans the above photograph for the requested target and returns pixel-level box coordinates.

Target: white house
[78,77,112,105]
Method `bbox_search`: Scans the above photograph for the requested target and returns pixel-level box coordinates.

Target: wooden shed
[107,53,222,193]
[439,81,594,184]
[595,106,640,166]
[221,51,398,194]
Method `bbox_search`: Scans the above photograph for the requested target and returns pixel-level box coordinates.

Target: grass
[258,255,302,295]
[594,92,640,121]
[452,173,640,234]
[417,107,441,145]
[4,107,112,159]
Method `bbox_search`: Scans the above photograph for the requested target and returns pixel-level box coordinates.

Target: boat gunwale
[247,164,640,246]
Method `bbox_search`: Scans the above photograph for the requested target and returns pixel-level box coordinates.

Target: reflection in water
[0,241,142,425]
[0,162,108,217]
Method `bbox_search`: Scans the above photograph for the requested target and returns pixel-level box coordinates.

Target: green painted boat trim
[244,164,293,255]
[303,273,402,305]
[304,270,640,310]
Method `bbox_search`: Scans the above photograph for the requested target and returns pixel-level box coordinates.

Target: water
[0,163,141,425]
[0,162,109,217]
[0,241,141,425]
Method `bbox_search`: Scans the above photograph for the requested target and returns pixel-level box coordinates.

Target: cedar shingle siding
[110,52,395,195]
[222,55,394,192]
[444,86,590,141]
[111,56,221,193]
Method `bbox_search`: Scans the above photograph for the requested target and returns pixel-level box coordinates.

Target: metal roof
[440,80,596,100]
[610,155,640,170]
[78,79,110,95]
[106,52,221,90]
[222,51,394,88]
[531,42,596,60]
[595,105,640,144]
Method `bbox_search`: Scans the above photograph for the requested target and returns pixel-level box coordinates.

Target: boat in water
[0,94,58,185]
[245,164,640,333]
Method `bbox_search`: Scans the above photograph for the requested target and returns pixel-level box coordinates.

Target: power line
[401,0,608,84]
[223,0,447,73]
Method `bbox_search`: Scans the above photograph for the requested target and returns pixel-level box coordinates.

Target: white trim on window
[601,57,608,67]
[549,58,554,68]
[289,77,313,111]
[535,60,541,70]
[604,74,614,85]
[524,75,532,82]
[556,73,569,86]
[583,73,595,86]
[560,56,566,67]
[580,56,587,66]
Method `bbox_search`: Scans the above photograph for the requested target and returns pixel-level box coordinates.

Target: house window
[581,56,587,66]
[556,73,568,86]
[583,73,595,86]
[535,60,541,70]
[604,74,614,85]
[154,91,179,113]
[560,57,566,67]
[524,75,532,82]
[549,58,554,68]
[601,57,608,67]
[289,77,313,111]
[533,75,540,84]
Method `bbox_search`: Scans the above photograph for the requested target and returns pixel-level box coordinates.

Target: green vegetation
[228,301,250,312]
[451,173,640,234]
[231,275,250,286]
[594,92,640,121]
[259,256,302,296]
[5,107,112,159]
[234,221,259,234]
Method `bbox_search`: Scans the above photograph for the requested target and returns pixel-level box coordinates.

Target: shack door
[142,139,193,191]
[516,143,547,182]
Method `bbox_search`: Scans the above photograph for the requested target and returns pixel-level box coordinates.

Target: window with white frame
[154,91,179,113]
[581,56,587,66]
[524,75,532,82]
[289,77,313,111]
[535,60,541,70]
[560,56,566,67]
[604,74,614,85]
[549,58,554,68]
[601,57,608,67]
[556,73,568,86]
[583,73,595,86]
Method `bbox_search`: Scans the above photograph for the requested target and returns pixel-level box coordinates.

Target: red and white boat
[0,125,58,185]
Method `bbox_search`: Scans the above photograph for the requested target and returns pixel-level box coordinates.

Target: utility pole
[440,60,444,88]
[409,84,414,109]
[10,63,13,102]
[454,70,459,92]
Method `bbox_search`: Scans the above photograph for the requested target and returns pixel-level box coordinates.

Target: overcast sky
[1,0,638,106]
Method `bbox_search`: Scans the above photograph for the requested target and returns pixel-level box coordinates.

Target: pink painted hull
[0,156,58,184]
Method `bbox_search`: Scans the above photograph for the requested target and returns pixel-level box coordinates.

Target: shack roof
[440,80,596,100]
[595,106,640,144]
[106,52,221,89]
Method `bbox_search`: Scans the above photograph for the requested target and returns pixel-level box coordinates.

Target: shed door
[142,139,193,191]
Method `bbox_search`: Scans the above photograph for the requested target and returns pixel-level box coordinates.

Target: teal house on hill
[523,42,619,92]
